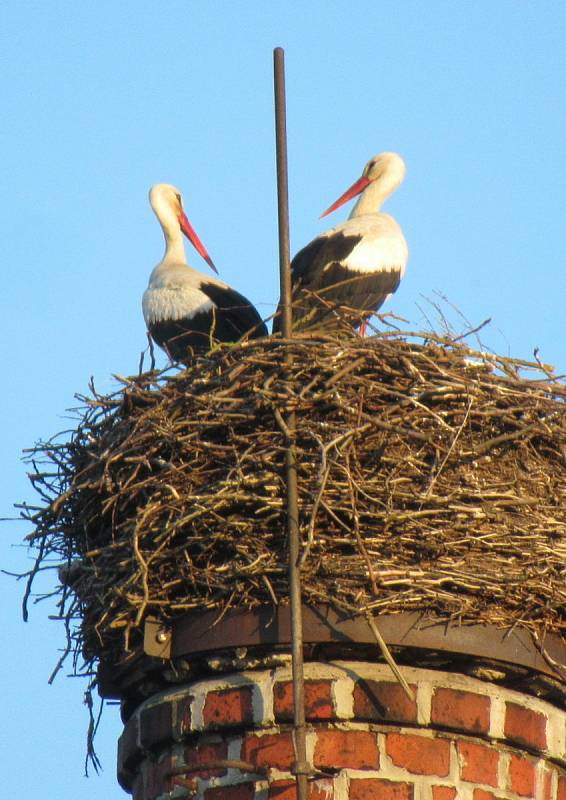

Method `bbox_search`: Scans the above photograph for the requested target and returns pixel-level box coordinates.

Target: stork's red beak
[178,210,218,273]
[320,175,371,218]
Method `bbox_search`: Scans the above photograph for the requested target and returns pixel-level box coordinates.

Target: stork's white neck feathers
[350,152,406,218]
[149,184,187,264]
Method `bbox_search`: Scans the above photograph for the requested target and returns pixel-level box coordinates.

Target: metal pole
[273,46,309,800]
[274,48,293,342]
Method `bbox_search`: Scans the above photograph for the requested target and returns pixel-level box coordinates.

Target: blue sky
[2,2,565,797]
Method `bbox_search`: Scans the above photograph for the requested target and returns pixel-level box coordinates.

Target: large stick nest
[23,332,566,670]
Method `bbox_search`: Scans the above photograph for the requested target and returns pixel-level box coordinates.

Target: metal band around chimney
[138,605,565,681]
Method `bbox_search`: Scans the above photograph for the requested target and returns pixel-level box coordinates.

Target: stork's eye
[176,193,182,205]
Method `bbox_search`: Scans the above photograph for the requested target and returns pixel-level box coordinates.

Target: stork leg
[147,331,156,371]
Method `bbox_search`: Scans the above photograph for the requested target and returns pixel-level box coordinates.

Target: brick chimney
[110,611,566,800]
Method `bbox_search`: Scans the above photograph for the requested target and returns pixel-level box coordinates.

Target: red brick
[140,702,173,750]
[350,779,413,800]
[243,732,295,770]
[473,791,498,800]
[431,688,490,734]
[143,755,173,800]
[386,733,450,776]
[353,680,418,724]
[558,776,566,800]
[205,784,255,800]
[274,680,334,721]
[203,686,254,728]
[474,792,518,800]
[181,740,228,778]
[457,740,499,787]
[314,730,379,770]
[539,770,553,800]
[269,779,334,800]
[432,788,457,800]
[508,754,536,798]
[268,780,296,800]
[504,702,547,752]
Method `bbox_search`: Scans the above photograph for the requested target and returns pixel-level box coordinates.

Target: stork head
[321,152,406,218]
[149,183,217,273]
[363,152,406,186]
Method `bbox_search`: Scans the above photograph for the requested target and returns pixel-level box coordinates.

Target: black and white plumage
[274,152,408,333]
[142,184,267,361]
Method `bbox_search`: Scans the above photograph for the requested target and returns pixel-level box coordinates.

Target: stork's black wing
[149,284,266,362]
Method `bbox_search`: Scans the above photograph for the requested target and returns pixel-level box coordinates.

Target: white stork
[143,184,267,361]
[274,152,408,333]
